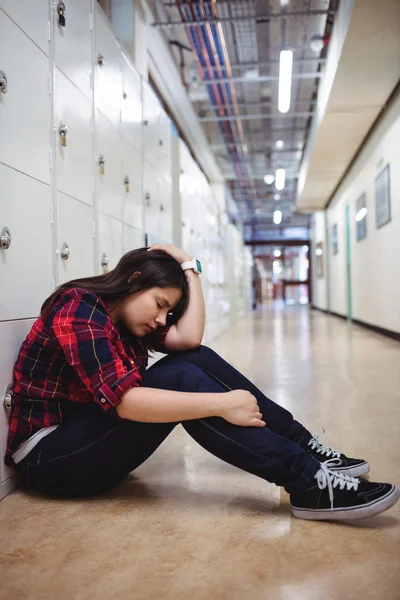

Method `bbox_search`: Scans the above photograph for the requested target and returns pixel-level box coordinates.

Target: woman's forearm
[116,386,222,422]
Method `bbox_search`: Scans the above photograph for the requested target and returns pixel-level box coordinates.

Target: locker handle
[0,71,7,94]
[0,227,11,249]
[159,139,164,147]
[97,54,105,67]
[57,1,66,27]
[101,253,109,271]
[3,384,13,412]
[61,242,70,260]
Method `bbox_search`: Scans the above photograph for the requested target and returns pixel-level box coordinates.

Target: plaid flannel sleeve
[142,324,172,353]
[52,289,142,415]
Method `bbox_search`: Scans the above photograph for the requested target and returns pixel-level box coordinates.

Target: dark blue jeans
[20,346,320,497]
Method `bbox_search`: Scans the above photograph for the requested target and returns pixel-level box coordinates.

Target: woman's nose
[155,314,166,326]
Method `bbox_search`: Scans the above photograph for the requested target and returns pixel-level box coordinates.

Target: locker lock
[59,121,68,147]
[160,203,165,212]
[0,70,7,94]
[145,192,151,206]
[124,175,130,193]
[57,1,66,27]
[3,384,13,411]
[98,154,105,175]
[122,90,128,100]
[101,253,109,273]
[0,227,11,250]
[97,54,105,67]
[61,242,70,260]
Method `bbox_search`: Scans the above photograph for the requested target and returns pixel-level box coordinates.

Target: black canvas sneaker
[290,462,400,521]
[306,429,370,477]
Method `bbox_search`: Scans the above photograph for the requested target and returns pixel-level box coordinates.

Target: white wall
[311,88,400,333]
[311,211,328,311]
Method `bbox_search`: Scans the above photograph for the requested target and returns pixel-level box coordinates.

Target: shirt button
[100,398,106,403]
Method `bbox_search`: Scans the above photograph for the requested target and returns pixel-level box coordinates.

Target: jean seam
[196,418,316,480]
[30,423,120,468]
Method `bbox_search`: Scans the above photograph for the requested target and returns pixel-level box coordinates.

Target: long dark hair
[41,248,190,324]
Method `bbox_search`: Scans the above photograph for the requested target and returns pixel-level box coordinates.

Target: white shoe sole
[332,461,370,478]
[291,485,400,521]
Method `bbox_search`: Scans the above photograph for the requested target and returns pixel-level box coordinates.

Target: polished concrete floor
[1,304,400,600]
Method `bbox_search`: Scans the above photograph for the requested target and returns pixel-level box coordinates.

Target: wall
[311,211,328,311]
[311,87,400,332]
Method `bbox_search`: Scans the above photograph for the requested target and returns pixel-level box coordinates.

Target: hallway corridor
[1,306,399,600]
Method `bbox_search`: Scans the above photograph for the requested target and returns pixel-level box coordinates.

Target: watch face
[195,259,202,273]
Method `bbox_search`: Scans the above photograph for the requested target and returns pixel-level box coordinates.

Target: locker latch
[97,54,105,67]
[0,70,7,94]
[61,242,70,260]
[59,121,68,147]
[101,253,109,273]
[124,175,130,193]
[98,154,105,175]
[57,1,66,27]
[122,90,127,100]
[0,227,11,250]
[3,384,13,412]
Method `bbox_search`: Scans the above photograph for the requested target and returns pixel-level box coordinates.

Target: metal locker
[121,55,142,154]
[123,225,145,254]
[0,318,36,498]
[157,108,172,185]
[97,212,123,274]
[0,0,49,56]
[53,0,93,102]
[122,139,144,231]
[55,69,93,205]
[94,7,122,130]
[0,164,52,321]
[56,192,95,285]
[95,110,124,220]
[142,81,161,170]
[0,10,50,184]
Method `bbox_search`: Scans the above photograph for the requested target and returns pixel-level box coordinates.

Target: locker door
[0,0,49,55]
[56,192,95,285]
[122,139,143,231]
[0,10,50,184]
[94,8,122,130]
[0,319,35,497]
[0,164,52,321]
[142,82,161,170]
[55,69,93,205]
[98,213,123,274]
[53,0,92,101]
[158,109,172,185]
[159,179,173,244]
[123,225,145,253]
[96,110,123,220]
[121,56,142,154]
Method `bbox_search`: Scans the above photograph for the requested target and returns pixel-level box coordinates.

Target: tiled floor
[1,305,400,599]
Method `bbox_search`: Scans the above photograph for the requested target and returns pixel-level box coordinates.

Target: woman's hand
[147,244,192,265]
[218,390,266,428]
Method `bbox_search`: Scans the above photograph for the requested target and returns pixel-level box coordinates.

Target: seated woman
[6,245,399,521]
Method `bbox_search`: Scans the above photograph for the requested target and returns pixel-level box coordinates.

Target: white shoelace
[308,428,341,459]
[315,459,360,509]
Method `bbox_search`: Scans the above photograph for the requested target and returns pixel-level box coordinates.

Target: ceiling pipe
[152,10,336,28]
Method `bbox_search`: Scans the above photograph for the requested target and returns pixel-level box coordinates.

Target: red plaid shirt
[5,288,170,467]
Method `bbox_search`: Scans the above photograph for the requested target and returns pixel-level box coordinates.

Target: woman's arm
[147,245,206,350]
[116,386,219,421]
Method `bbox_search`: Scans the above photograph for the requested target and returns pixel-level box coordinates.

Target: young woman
[6,245,399,521]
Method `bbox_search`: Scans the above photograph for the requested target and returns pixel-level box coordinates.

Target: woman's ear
[128,271,141,284]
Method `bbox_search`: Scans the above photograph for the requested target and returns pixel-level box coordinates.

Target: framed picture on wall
[355,193,367,241]
[332,224,338,255]
[375,164,391,228]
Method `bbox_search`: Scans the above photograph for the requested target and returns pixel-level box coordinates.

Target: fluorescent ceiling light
[274,194,281,200]
[315,248,323,256]
[273,210,283,225]
[278,50,293,114]
[280,0,289,5]
[274,249,282,257]
[355,207,368,222]
[275,168,286,190]
[276,140,284,149]
[264,173,275,185]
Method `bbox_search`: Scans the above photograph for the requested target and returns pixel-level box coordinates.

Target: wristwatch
[181,258,202,274]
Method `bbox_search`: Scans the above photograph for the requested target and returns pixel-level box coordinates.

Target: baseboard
[1,472,20,500]
[311,306,400,342]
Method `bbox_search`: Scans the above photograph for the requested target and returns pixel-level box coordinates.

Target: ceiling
[150,0,339,237]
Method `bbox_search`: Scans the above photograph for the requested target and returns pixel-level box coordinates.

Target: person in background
[6,245,400,521]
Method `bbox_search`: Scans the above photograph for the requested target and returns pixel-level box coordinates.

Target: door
[345,204,352,320]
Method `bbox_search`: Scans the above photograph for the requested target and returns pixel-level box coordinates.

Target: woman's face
[111,286,183,337]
